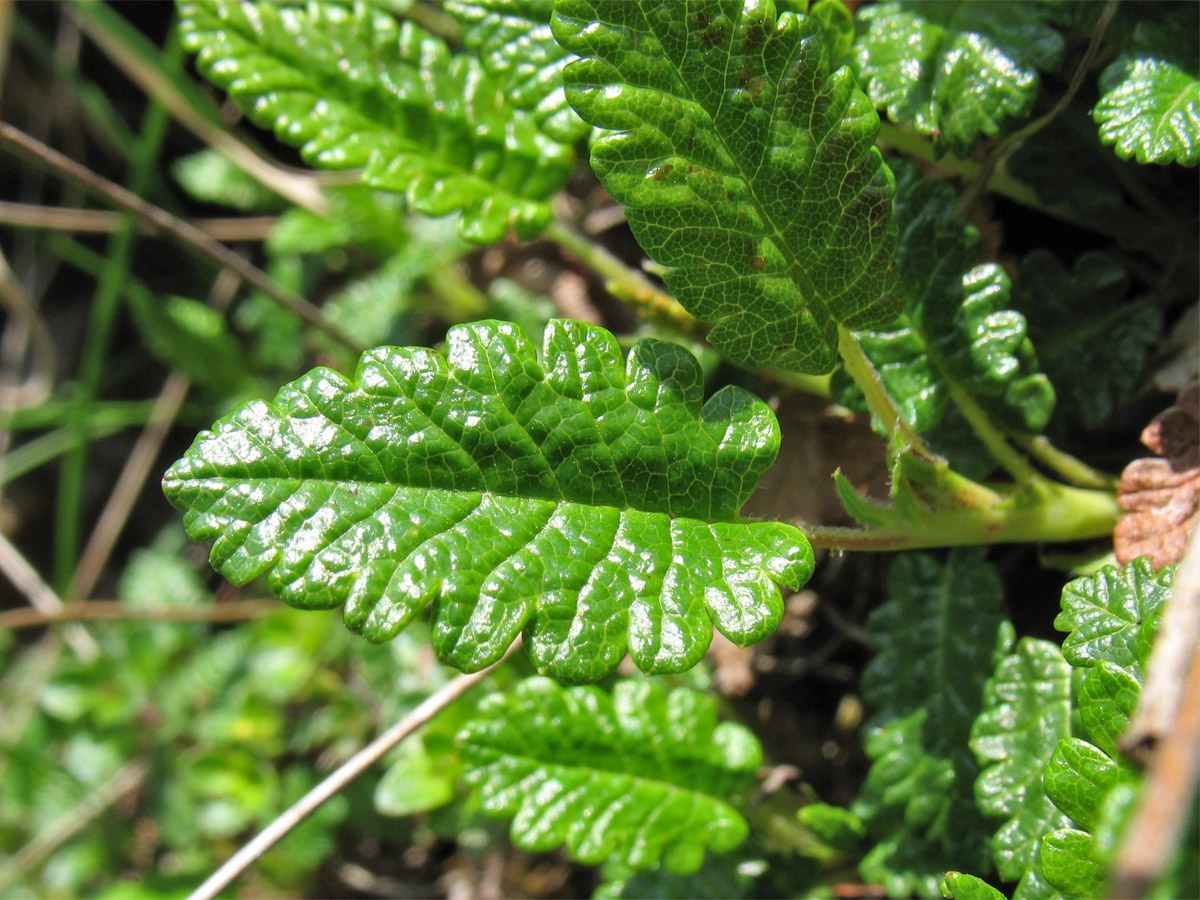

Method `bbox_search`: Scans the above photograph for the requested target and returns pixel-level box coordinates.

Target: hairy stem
[943,378,1043,485]
[836,326,934,457]
[1008,432,1119,491]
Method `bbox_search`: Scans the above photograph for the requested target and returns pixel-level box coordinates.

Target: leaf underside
[163,319,813,683]
[458,677,761,873]
[554,0,901,374]
[178,0,572,241]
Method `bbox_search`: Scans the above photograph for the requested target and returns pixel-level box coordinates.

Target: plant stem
[806,480,1120,551]
[1008,432,1119,491]
[544,218,707,341]
[836,326,933,457]
[186,639,521,900]
[942,378,1043,485]
[0,599,279,631]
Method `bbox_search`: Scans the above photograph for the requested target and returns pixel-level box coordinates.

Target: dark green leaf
[1043,738,1121,833]
[446,0,588,142]
[970,638,1072,881]
[163,320,812,682]
[458,677,761,873]
[178,0,572,241]
[1015,251,1161,432]
[554,0,901,374]
[1054,558,1174,675]
[852,1,1065,156]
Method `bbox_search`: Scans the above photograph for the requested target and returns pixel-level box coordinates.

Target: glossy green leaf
[446,0,588,142]
[835,163,1055,435]
[1015,251,1161,433]
[178,0,573,241]
[1054,558,1174,676]
[970,638,1072,882]
[457,677,761,873]
[941,872,1008,900]
[1043,738,1121,833]
[1094,8,1200,167]
[1040,829,1105,900]
[1076,662,1141,759]
[852,1,1065,156]
[554,0,902,374]
[855,549,1009,898]
[163,319,812,682]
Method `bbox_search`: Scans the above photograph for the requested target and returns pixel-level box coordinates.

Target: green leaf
[445,0,588,142]
[835,163,1054,435]
[1006,113,1127,219]
[854,549,1009,898]
[1076,662,1140,759]
[1043,738,1121,833]
[852,1,1065,156]
[1040,829,1106,900]
[595,853,759,899]
[1094,8,1200,167]
[374,737,458,816]
[1015,251,1161,433]
[554,0,902,374]
[457,677,761,873]
[1054,558,1174,675]
[941,872,1008,900]
[163,319,812,682]
[970,638,1072,882]
[178,0,573,241]
[797,803,867,855]
[172,148,281,211]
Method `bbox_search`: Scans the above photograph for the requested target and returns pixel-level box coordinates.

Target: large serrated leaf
[852,1,1066,156]
[1094,8,1200,167]
[457,676,761,873]
[1054,558,1174,676]
[445,0,588,142]
[178,0,572,241]
[970,638,1072,882]
[854,549,1008,898]
[834,163,1055,435]
[553,0,901,374]
[163,319,812,683]
[1015,251,1160,433]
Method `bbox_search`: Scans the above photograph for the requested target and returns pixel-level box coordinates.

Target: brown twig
[0,200,277,241]
[0,599,280,630]
[0,120,361,353]
[186,638,522,900]
[0,531,97,659]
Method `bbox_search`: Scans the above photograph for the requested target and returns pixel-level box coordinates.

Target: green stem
[1008,432,1120,491]
[543,218,707,341]
[54,77,173,595]
[836,326,933,457]
[806,480,1120,551]
[942,378,1043,485]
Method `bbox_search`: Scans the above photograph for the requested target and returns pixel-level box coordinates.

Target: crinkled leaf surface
[446,0,588,142]
[940,872,1007,900]
[1015,251,1160,433]
[457,676,761,873]
[1040,829,1106,900]
[835,163,1054,435]
[1043,738,1123,834]
[970,638,1072,883]
[854,549,1008,898]
[163,320,812,683]
[1076,662,1141,759]
[554,0,901,374]
[1094,9,1200,166]
[1054,558,1173,676]
[178,0,572,241]
[852,1,1065,156]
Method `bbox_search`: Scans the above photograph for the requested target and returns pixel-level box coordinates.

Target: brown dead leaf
[1115,381,1200,569]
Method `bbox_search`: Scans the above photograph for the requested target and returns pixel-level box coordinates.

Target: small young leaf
[852,1,1066,156]
[172,148,281,211]
[1054,558,1174,675]
[941,872,1008,900]
[970,638,1072,882]
[1015,251,1160,433]
[163,319,812,682]
[554,0,901,374]
[1094,8,1200,167]
[457,677,761,873]
[178,0,573,241]
[445,0,588,142]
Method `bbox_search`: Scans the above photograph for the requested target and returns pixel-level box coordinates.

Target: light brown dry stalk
[0,531,97,659]
[0,200,277,241]
[0,120,361,353]
[0,599,279,630]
